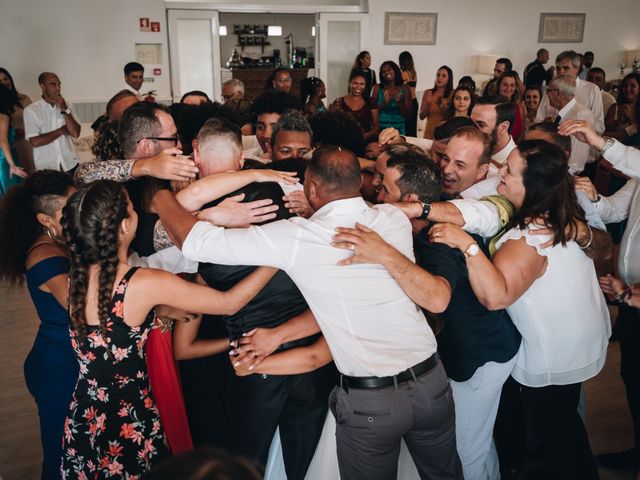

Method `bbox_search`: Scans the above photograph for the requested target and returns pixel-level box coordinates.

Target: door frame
[167,9,222,102]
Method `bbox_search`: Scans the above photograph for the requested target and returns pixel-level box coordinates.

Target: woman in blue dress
[0,170,78,479]
[371,61,412,135]
[0,84,27,195]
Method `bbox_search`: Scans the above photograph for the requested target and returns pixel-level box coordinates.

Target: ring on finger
[349,243,355,250]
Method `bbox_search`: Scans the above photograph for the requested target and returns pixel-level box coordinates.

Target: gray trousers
[330,358,463,480]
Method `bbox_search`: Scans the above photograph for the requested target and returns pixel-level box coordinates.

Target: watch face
[466,243,480,257]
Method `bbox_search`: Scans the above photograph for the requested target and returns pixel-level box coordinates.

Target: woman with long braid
[59,180,277,479]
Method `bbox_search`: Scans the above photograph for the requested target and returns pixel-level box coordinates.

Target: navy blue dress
[24,256,79,480]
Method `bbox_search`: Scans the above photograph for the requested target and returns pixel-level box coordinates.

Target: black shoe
[596,448,638,470]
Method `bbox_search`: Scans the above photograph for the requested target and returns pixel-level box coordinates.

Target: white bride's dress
[264,412,420,479]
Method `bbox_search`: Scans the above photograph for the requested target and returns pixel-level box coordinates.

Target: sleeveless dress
[0,126,22,195]
[61,267,169,479]
[423,92,451,140]
[24,256,79,480]
[377,87,407,135]
[335,97,375,134]
[406,80,419,137]
[146,321,193,453]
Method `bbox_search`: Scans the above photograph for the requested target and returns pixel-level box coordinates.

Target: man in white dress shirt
[545,75,596,173]
[471,97,517,170]
[24,72,80,173]
[560,119,640,473]
[586,68,617,117]
[535,50,604,134]
[153,145,463,480]
[123,62,145,100]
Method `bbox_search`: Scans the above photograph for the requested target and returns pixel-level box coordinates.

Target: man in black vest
[186,117,335,479]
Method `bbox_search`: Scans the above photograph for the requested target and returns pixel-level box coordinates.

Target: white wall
[365,0,640,94]
[1,0,638,103]
[0,0,171,102]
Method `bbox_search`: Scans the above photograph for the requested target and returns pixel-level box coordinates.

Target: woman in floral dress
[59,180,277,479]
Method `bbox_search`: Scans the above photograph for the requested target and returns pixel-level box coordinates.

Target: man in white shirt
[375,124,498,204]
[546,75,596,173]
[470,97,517,170]
[24,72,80,172]
[535,50,604,133]
[153,145,463,480]
[586,68,617,117]
[560,119,640,472]
[123,62,145,100]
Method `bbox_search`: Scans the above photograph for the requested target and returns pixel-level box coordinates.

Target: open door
[317,13,369,103]
[167,9,222,103]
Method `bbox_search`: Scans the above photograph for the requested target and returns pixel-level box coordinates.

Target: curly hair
[169,101,241,155]
[61,180,130,341]
[309,110,364,156]
[0,170,74,285]
[92,120,124,161]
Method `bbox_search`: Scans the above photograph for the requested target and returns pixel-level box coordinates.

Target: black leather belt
[338,353,437,392]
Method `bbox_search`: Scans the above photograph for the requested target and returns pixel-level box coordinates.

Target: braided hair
[91,120,124,161]
[300,76,324,105]
[0,170,74,285]
[61,180,130,341]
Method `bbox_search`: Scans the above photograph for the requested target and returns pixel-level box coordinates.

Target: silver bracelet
[579,223,593,250]
[599,136,615,154]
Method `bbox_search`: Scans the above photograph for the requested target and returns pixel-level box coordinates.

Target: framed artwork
[538,13,586,43]
[384,12,437,45]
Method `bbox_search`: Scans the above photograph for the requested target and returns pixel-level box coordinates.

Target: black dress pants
[520,382,599,480]
[619,303,640,462]
[227,362,336,480]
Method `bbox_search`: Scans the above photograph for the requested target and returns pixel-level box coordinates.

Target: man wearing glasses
[544,75,595,174]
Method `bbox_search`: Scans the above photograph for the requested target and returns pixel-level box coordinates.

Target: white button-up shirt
[536,78,605,133]
[24,98,79,172]
[491,136,516,168]
[556,98,596,173]
[600,140,640,285]
[182,196,437,377]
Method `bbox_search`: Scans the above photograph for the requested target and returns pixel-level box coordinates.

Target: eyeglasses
[276,77,292,84]
[138,135,180,145]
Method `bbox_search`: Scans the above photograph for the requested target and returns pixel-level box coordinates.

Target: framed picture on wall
[538,13,586,43]
[384,12,437,45]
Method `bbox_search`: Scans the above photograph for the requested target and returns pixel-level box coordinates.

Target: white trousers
[450,358,516,480]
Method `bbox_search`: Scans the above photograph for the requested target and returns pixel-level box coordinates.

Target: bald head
[304,146,362,209]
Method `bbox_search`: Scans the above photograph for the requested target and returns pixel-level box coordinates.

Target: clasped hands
[229,327,282,376]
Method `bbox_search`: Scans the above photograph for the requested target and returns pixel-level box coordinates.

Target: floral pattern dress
[61,267,169,479]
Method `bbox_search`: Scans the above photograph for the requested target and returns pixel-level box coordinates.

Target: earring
[45,226,59,241]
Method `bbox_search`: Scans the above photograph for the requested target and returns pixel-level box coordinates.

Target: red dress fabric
[146,325,193,453]
[512,103,524,141]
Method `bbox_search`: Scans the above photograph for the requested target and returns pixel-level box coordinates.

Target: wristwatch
[417,202,432,220]
[61,108,71,115]
[464,242,480,258]
[598,136,615,154]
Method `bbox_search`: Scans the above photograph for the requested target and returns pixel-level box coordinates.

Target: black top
[198,181,308,341]
[524,60,553,87]
[415,230,521,382]
[124,179,165,257]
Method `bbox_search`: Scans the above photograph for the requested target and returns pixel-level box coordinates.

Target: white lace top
[495,225,610,387]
